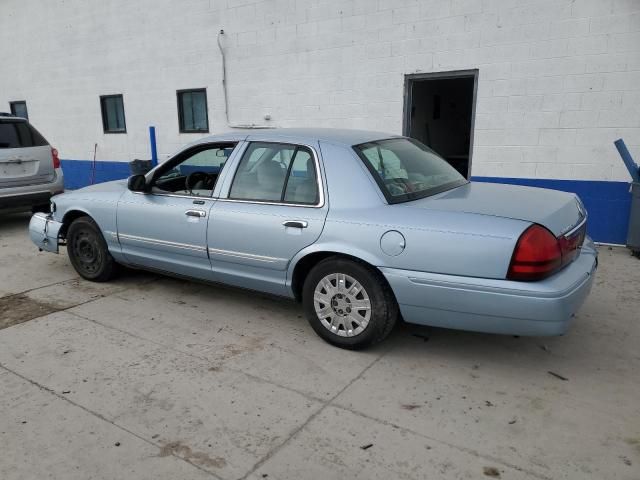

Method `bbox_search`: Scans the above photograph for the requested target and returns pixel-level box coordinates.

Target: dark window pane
[191,91,207,130]
[100,95,126,133]
[10,101,28,119]
[0,120,46,148]
[0,122,20,148]
[181,93,194,131]
[178,89,208,132]
[14,122,35,147]
[26,123,48,146]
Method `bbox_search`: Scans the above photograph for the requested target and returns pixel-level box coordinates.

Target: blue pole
[149,126,158,166]
[614,138,639,183]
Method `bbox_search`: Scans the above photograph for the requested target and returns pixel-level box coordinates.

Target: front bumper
[0,168,64,210]
[29,212,63,253]
[381,237,598,336]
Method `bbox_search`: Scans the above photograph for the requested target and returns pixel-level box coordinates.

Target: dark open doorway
[403,70,478,179]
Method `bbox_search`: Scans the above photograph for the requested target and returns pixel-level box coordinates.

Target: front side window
[229,142,319,205]
[177,89,209,133]
[354,138,467,203]
[9,101,28,119]
[152,143,236,197]
[100,94,126,133]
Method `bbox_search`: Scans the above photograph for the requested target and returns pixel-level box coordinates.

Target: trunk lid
[0,119,54,189]
[402,181,585,236]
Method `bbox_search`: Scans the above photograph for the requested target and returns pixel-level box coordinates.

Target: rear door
[0,119,53,189]
[207,139,328,296]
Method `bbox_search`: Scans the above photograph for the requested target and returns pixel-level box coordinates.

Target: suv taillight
[51,147,60,169]
[507,224,562,281]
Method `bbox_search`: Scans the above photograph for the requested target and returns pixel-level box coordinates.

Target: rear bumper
[381,238,598,336]
[0,168,64,210]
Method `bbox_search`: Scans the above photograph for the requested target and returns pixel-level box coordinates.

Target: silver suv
[0,113,64,212]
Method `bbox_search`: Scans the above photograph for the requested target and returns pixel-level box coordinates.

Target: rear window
[0,120,48,148]
[354,137,467,203]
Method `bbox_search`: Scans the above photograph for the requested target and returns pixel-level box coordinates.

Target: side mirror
[127,174,147,192]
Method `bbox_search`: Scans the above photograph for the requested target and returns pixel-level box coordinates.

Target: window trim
[177,88,210,133]
[353,137,468,205]
[223,141,325,208]
[99,94,127,134]
[9,100,28,119]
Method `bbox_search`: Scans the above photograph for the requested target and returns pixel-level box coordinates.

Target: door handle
[283,220,308,229]
[185,209,206,218]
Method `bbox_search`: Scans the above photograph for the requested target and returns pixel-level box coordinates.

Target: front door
[207,140,327,296]
[117,142,236,280]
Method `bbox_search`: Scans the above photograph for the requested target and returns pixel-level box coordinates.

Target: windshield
[354,138,467,203]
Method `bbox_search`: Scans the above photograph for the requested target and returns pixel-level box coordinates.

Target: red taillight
[559,223,586,266]
[507,224,562,281]
[51,147,60,169]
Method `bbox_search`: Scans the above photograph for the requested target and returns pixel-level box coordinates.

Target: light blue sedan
[29,129,597,349]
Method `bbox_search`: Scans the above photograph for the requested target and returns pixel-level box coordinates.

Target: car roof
[196,128,402,147]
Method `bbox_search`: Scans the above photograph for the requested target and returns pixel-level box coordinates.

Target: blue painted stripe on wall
[60,159,631,244]
[473,177,631,245]
[61,159,131,190]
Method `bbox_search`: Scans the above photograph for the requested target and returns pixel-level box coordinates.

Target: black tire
[66,216,118,282]
[302,257,398,350]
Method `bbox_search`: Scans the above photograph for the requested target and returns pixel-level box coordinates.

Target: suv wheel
[302,257,398,349]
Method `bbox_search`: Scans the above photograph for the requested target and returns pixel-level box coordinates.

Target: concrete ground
[0,212,639,480]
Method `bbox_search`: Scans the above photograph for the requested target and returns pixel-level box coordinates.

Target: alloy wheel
[313,273,372,337]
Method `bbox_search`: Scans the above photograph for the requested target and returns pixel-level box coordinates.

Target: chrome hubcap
[314,273,371,337]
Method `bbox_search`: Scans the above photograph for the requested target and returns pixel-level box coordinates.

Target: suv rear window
[0,120,48,148]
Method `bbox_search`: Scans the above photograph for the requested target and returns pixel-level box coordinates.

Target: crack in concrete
[333,402,553,480]
[5,281,553,480]
[0,362,223,479]
[239,346,393,480]
[66,309,330,404]
[67,308,550,480]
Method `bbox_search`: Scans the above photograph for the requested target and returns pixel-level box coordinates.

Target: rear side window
[229,142,319,205]
[0,120,48,148]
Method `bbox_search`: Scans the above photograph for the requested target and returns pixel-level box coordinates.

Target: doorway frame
[402,69,479,179]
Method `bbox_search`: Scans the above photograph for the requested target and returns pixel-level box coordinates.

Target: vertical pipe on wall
[149,126,158,166]
[90,143,98,185]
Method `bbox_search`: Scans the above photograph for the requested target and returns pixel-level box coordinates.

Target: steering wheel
[185,171,215,194]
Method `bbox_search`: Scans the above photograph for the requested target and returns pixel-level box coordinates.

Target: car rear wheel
[302,257,398,349]
[67,216,118,282]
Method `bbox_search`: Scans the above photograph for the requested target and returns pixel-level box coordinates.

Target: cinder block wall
[1,0,639,241]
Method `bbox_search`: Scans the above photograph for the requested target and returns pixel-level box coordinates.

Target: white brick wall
[1,0,639,181]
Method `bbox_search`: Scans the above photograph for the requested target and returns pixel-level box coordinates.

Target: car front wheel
[302,257,398,349]
[66,216,118,282]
